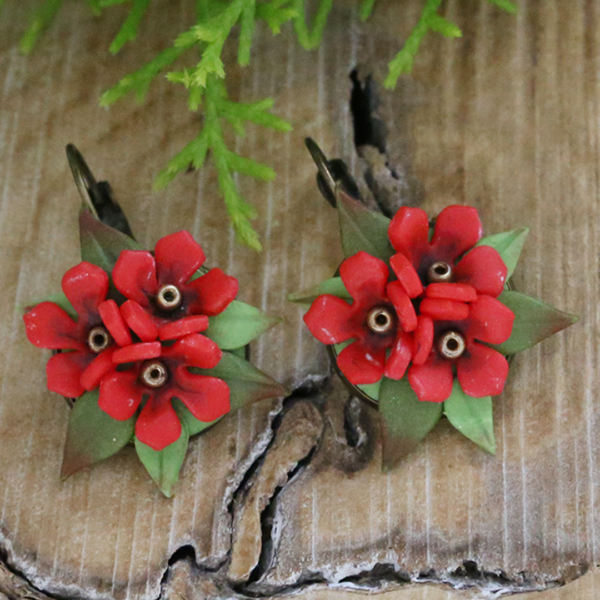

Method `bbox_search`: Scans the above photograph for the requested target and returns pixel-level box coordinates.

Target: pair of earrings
[22,142,578,495]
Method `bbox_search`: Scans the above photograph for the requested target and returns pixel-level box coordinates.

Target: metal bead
[157,284,182,310]
[427,261,453,283]
[366,307,395,334]
[141,361,168,388]
[87,326,111,353]
[437,331,466,360]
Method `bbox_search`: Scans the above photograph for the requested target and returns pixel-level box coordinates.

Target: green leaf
[444,380,495,454]
[19,0,64,55]
[293,0,334,49]
[359,0,377,20]
[378,377,443,470]
[491,291,579,355]
[428,14,462,37]
[337,190,394,262]
[22,291,77,320]
[487,0,518,15]
[357,379,382,402]
[109,0,151,54]
[288,277,351,304]
[475,227,529,280]
[135,429,189,497]
[193,350,288,412]
[79,209,141,273]
[204,300,280,349]
[61,390,135,478]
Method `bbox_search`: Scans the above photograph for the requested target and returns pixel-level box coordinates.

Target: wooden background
[0,0,599,598]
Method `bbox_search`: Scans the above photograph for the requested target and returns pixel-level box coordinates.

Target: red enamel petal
[99,300,132,347]
[385,331,413,380]
[80,348,116,391]
[168,334,222,369]
[112,342,161,364]
[339,251,389,303]
[431,205,482,260]
[135,394,182,451]
[46,352,89,398]
[388,207,430,263]
[174,369,231,421]
[112,250,157,307]
[426,283,477,302]
[158,316,209,340]
[186,268,239,317]
[387,281,417,332]
[120,300,158,342]
[304,295,355,344]
[23,302,83,350]
[454,246,507,297]
[61,262,109,325]
[413,316,434,366]
[154,231,206,287]
[457,342,509,397]
[389,253,423,298]
[98,369,142,420]
[467,295,515,345]
[336,340,385,385]
[420,298,469,321]
[408,355,454,402]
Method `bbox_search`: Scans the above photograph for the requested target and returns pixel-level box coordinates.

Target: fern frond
[360,0,377,21]
[487,0,517,14]
[293,0,334,50]
[109,0,151,54]
[19,0,64,54]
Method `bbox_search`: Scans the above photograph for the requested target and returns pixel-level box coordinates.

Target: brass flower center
[366,307,394,334]
[141,361,168,388]
[157,284,182,310]
[87,326,111,353]
[437,331,466,359]
[427,261,453,283]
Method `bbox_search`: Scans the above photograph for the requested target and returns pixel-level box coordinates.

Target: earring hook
[66,144,100,219]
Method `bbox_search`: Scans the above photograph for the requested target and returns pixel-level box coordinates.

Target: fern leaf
[109,0,151,54]
[487,0,518,14]
[293,0,334,50]
[238,0,256,66]
[360,0,377,21]
[20,0,64,55]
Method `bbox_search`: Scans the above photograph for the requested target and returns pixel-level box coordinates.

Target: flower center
[437,331,466,359]
[140,360,168,388]
[156,284,182,311]
[427,261,453,283]
[87,326,112,353]
[366,307,395,334]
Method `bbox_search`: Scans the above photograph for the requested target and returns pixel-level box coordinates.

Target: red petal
[159,316,209,340]
[420,298,469,321]
[467,295,515,344]
[80,348,116,391]
[387,280,417,332]
[120,300,158,342]
[166,334,222,369]
[426,283,477,302]
[174,369,231,421]
[408,355,453,402]
[389,253,423,298]
[112,342,161,364]
[454,246,507,297]
[186,268,238,316]
[336,340,385,385]
[46,352,89,397]
[61,262,109,325]
[135,394,182,451]
[413,316,433,366]
[112,250,157,307]
[387,207,430,264]
[457,342,509,397]
[339,252,389,304]
[304,295,355,344]
[430,206,482,260]
[385,331,413,379]
[99,300,132,347]
[155,231,206,287]
[98,369,142,420]
[23,302,83,350]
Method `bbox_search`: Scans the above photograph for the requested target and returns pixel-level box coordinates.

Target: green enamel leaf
[61,390,135,479]
[357,379,382,402]
[193,351,288,412]
[337,190,394,262]
[378,377,443,471]
[79,208,141,273]
[204,300,280,350]
[22,291,77,320]
[288,277,351,304]
[491,291,579,355]
[172,398,222,437]
[444,380,495,454]
[475,227,529,279]
[134,429,189,497]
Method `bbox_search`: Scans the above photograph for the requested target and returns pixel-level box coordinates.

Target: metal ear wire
[66,144,99,218]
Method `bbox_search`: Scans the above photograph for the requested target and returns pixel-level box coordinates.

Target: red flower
[112,231,238,337]
[23,262,131,398]
[407,295,515,402]
[98,334,230,450]
[388,205,507,297]
[304,252,415,385]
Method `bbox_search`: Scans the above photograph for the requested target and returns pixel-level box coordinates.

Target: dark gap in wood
[343,395,365,448]
[350,69,387,154]
[339,562,411,587]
